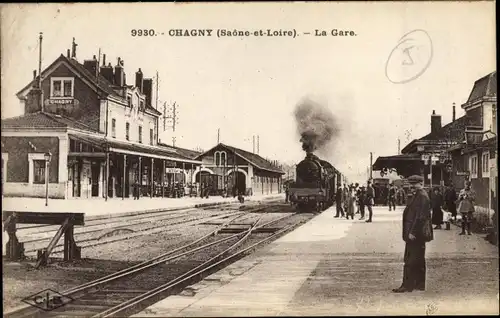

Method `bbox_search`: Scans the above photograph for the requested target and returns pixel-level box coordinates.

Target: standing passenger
[335,185,345,218]
[346,186,356,220]
[388,184,397,211]
[457,181,475,235]
[431,187,444,229]
[444,183,458,222]
[393,175,433,293]
[365,180,375,223]
[359,186,366,220]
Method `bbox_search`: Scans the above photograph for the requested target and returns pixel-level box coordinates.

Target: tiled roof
[69,133,201,163]
[158,143,202,159]
[1,111,98,132]
[17,55,162,116]
[65,57,121,98]
[466,71,497,103]
[419,115,467,142]
[197,143,285,174]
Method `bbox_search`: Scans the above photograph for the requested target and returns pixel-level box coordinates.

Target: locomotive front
[289,152,328,211]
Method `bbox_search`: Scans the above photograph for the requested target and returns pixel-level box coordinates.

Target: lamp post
[44,152,52,206]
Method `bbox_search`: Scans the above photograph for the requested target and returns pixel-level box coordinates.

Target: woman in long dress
[431,187,444,229]
[346,186,356,220]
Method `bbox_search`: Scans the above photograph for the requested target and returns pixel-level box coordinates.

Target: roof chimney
[33,70,37,80]
[135,68,144,93]
[452,102,456,122]
[143,78,153,107]
[67,49,70,58]
[83,58,98,76]
[431,110,442,134]
[114,57,125,87]
[102,54,106,66]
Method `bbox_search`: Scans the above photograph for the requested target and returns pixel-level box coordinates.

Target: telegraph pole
[172,102,177,132]
[163,102,167,131]
[38,32,44,111]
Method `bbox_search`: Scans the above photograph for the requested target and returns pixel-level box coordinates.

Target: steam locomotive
[288,152,340,213]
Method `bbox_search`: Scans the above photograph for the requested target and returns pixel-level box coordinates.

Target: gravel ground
[2,200,302,312]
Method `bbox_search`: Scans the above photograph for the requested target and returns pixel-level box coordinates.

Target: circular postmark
[385,29,433,84]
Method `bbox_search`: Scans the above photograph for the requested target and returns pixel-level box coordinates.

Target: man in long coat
[393,175,433,293]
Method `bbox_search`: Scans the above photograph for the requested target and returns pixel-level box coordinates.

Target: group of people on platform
[334,181,376,223]
[429,182,476,236]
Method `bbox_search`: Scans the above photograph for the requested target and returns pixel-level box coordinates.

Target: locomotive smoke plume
[294,97,340,154]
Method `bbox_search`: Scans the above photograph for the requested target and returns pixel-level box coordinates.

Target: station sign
[164,160,177,168]
[165,168,182,173]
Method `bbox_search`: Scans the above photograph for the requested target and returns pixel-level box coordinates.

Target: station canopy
[372,153,422,178]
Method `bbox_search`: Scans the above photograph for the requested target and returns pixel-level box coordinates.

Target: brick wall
[1,136,59,183]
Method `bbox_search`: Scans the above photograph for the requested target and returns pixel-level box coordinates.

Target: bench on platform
[2,211,84,268]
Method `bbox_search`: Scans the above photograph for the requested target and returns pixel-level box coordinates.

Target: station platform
[134,206,499,316]
[1,193,283,220]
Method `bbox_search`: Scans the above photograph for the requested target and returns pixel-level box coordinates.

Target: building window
[215,151,220,166]
[482,152,490,175]
[139,100,144,111]
[33,160,46,184]
[50,77,74,98]
[149,128,154,145]
[126,122,130,141]
[111,119,116,138]
[127,96,132,108]
[493,104,497,134]
[138,126,143,143]
[469,154,478,178]
[221,152,226,166]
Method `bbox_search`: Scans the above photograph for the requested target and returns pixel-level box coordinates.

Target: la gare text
[130,29,357,38]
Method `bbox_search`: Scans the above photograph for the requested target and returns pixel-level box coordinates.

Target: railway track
[4,210,304,318]
[15,202,272,258]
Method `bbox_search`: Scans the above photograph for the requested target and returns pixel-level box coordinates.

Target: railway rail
[14,202,272,258]
[5,207,307,318]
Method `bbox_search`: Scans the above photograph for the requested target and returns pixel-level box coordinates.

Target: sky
[0,2,495,184]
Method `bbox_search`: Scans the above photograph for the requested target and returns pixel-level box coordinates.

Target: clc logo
[22,289,73,311]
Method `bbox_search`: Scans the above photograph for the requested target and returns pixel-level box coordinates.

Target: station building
[193,143,285,196]
[1,42,202,199]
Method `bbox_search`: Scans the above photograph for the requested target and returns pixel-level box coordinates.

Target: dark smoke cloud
[294,97,340,154]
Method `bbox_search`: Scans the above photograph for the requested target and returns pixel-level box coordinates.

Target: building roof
[69,133,202,164]
[419,115,468,142]
[465,71,497,104]
[196,143,285,174]
[157,143,202,160]
[372,153,422,178]
[17,54,162,116]
[1,111,98,132]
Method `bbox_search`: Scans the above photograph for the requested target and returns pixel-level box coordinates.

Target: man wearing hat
[365,180,375,222]
[393,175,433,293]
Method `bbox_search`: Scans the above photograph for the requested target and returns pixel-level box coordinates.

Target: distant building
[193,143,285,196]
[373,107,466,187]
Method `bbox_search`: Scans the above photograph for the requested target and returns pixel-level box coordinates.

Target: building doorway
[91,162,100,197]
[229,171,246,196]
